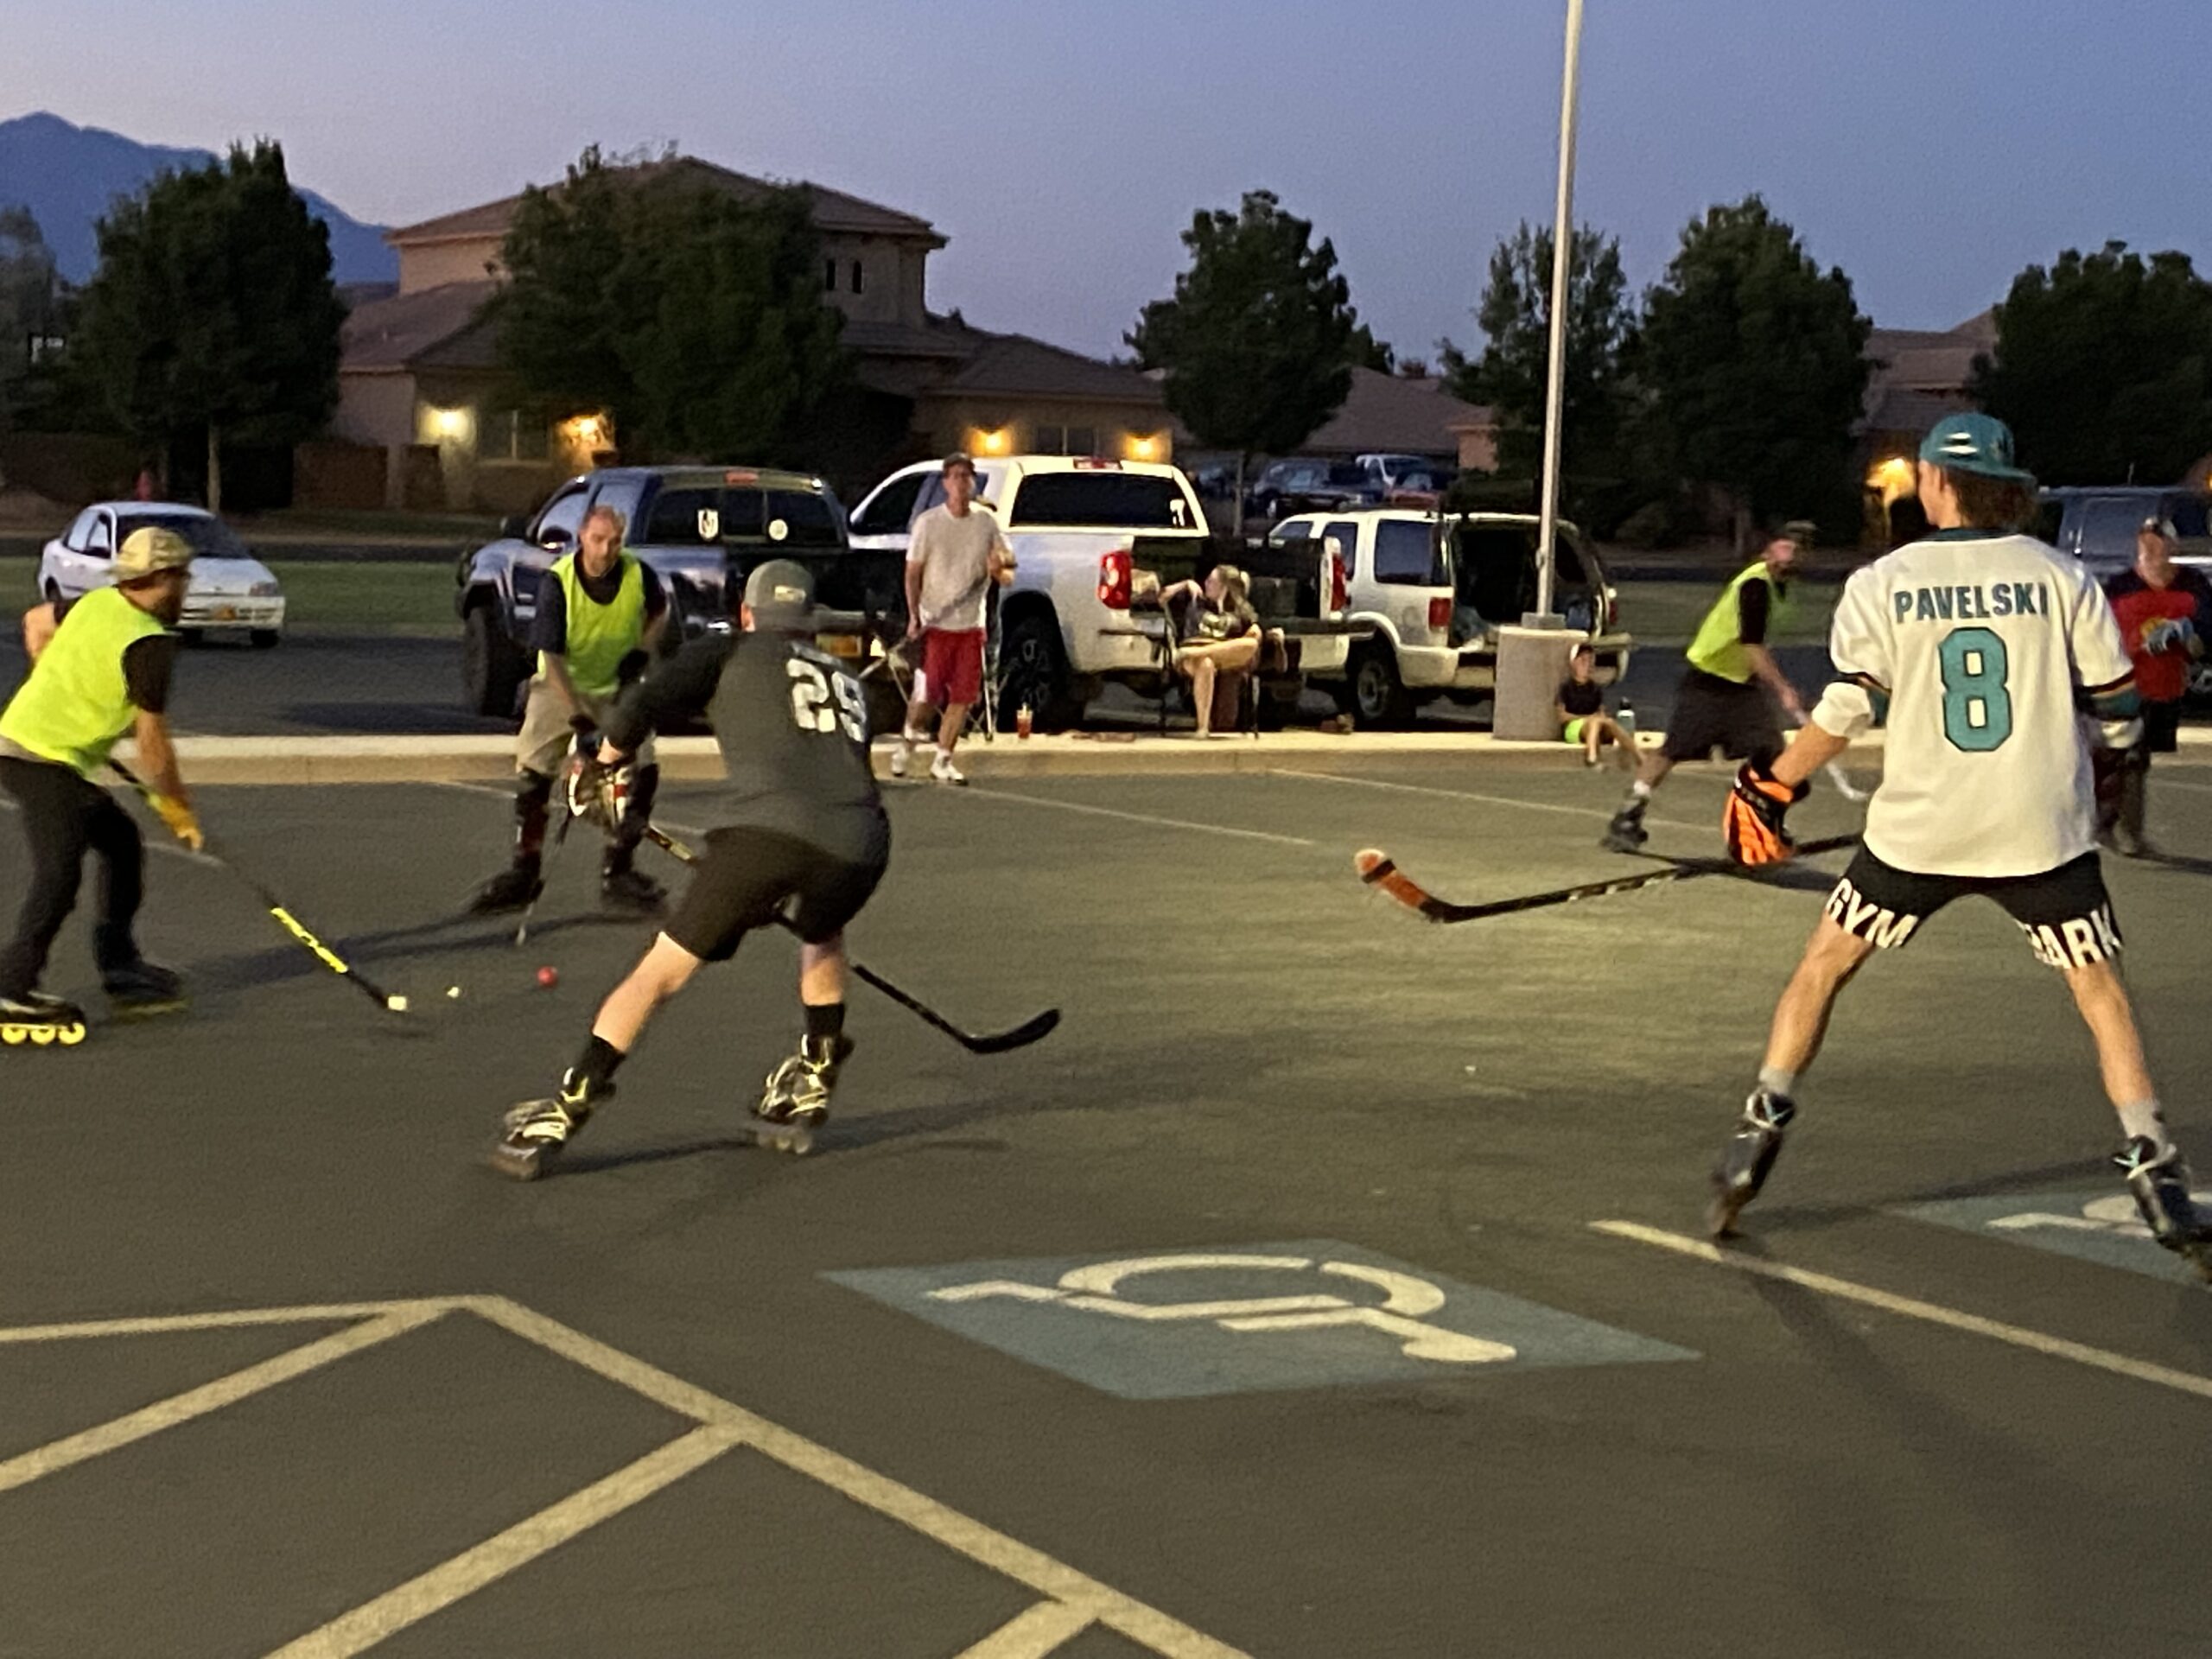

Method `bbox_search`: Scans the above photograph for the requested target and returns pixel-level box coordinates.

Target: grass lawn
[1611,577,1837,646]
[263,560,458,635]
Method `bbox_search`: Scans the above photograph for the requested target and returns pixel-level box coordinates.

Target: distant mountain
[0,111,396,285]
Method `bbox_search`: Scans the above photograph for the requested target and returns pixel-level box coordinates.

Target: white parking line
[1271,768,1716,836]
[0,1295,1249,1659]
[1592,1220,2212,1402]
[0,1303,448,1495]
[266,1423,747,1659]
[963,787,1317,849]
[956,1599,1099,1658]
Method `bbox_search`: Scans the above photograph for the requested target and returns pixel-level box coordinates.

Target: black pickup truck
[455,466,906,718]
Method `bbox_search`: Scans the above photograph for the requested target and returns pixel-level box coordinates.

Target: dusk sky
[9,0,2204,360]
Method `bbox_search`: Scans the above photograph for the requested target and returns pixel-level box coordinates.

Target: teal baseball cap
[1918,412,2034,483]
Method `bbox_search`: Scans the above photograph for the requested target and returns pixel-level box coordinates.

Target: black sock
[572,1033,626,1087]
[804,1001,845,1044]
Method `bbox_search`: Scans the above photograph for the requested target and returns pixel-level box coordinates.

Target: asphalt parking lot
[5,756,2212,1656]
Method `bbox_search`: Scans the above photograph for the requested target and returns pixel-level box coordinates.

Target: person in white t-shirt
[893,453,1015,785]
[1707,413,2209,1274]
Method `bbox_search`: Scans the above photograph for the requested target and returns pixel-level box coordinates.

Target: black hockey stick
[640,823,1059,1054]
[1355,832,1861,925]
[109,760,411,1014]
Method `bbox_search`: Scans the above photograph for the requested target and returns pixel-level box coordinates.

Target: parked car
[1248,458,1378,523]
[454,466,903,719]
[1273,508,1631,727]
[848,454,1366,728]
[38,503,286,647]
[1355,453,1456,499]
[2038,485,2212,696]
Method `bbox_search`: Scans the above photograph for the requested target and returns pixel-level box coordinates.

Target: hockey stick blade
[643,823,1058,1055]
[1355,834,1859,925]
[109,761,409,1014]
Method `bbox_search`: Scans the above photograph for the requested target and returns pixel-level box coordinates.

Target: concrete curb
[109,726,2005,786]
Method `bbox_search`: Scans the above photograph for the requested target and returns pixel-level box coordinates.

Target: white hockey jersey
[1808,530,2133,878]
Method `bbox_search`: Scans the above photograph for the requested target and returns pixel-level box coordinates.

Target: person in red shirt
[2101,516,2212,855]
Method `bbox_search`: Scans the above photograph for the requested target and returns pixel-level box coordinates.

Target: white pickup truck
[849,454,1362,727]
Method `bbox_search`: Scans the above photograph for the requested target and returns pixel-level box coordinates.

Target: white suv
[1273,508,1631,727]
[849,454,1355,726]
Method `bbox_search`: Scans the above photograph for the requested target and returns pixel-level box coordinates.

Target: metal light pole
[1530,0,1586,623]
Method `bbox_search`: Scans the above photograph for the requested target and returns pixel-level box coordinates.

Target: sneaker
[931,750,967,787]
[889,728,925,780]
[467,862,543,915]
[103,958,185,1013]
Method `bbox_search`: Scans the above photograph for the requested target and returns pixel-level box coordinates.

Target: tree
[74,142,342,512]
[1641,196,1869,546]
[1440,221,1636,478]
[486,148,849,465]
[1128,190,1364,512]
[1348,321,1395,374]
[0,208,60,433]
[1972,243,2212,486]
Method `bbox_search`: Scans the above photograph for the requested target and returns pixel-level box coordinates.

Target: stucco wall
[397,238,503,294]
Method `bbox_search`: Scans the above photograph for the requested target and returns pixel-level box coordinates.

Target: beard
[149,584,188,626]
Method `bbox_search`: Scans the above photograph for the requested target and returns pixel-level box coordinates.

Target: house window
[478,405,550,463]
[824,257,837,292]
[850,260,864,295]
[1033,424,1097,457]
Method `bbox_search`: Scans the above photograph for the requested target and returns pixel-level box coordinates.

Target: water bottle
[1617,700,1637,746]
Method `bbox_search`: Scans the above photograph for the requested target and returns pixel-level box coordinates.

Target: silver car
[38,503,287,647]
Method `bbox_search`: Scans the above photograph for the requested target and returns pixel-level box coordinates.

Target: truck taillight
[1428,595,1452,632]
[1330,550,1348,613]
[1097,547,1133,609]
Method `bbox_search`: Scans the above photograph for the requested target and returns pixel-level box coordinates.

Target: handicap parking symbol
[827,1239,1694,1399]
[1898,1186,2212,1284]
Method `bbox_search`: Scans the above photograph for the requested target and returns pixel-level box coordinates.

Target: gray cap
[742,558,815,629]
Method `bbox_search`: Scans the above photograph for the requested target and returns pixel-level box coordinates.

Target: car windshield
[2167,497,2210,539]
[1325,463,1368,486]
[643,486,843,549]
[1007,472,1197,530]
[117,513,248,559]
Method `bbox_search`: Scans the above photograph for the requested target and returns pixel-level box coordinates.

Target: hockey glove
[564,750,633,831]
[150,791,205,853]
[1724,760,1808,868]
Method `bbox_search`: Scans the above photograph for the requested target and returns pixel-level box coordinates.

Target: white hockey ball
[446,985,462,999]
[387,995,410,1013]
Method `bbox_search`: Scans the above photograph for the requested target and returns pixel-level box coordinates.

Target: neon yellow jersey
[1686,562,1789,684]
[539,552,647,699]
[0,588,168,777]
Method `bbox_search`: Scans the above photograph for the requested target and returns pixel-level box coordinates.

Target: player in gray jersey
[491,560,892,1179]
[1710,414,2209,1276]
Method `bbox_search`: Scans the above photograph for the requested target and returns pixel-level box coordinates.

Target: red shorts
[918,628,985,706]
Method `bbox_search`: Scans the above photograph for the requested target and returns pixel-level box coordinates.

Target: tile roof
[932,331,1165,404]
[388,157,941,246]
[1295,368,1496,456]
[339,280,499,372]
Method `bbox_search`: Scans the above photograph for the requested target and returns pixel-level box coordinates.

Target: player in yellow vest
[1602,523,1813,853]
[0,527,203,1039]
[469,504,670,914]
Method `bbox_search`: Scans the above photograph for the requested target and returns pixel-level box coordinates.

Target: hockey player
[491,559,891,1179]
[1604,524,1810,852]
[0,527,202,1036]
[1712,414,2209,1272]
[468,504,670,915]
[2098,515,2212,857]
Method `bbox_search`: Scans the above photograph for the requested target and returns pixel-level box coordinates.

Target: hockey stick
[109,760,410,1014]
[640,823,1059,1054]
[1355,832,1861,925]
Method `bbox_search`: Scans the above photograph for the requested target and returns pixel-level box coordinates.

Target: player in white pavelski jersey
[1703,413,2210,1277]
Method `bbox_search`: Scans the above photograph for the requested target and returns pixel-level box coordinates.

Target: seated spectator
[1160,565,1262,739]
[1557,643,1636,769]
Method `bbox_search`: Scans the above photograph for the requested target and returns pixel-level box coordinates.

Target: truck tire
[998,610,1079,731]
[1348,645,1416,729]
[463,601,528,718]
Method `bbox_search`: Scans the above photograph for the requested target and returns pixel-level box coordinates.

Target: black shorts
[664,824,889,962]
[2142,698,2183,755]
[1661,671,1784,765]
[1825,847,2121,969]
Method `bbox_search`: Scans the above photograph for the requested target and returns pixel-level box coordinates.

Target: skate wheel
[0,1024,20,1046]
[28,1026,54,1046]
[57,1023,86,1046]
